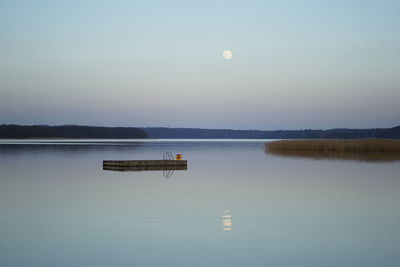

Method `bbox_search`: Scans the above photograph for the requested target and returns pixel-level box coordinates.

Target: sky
[0,0,399,130]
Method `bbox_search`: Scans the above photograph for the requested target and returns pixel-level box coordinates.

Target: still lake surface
[1,139,400,267]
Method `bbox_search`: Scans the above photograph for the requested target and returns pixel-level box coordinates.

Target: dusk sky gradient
[1,0,399,130]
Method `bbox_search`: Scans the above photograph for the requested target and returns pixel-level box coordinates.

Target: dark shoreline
[1,124,400,139]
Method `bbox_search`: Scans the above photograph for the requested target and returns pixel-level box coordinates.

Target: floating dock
[103,160,187,171]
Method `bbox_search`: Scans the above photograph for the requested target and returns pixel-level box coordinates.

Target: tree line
[142,126,400,139]
[1,124,399,139]
[0,125,148,139]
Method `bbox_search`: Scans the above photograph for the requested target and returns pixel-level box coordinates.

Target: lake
[1,139,400,267]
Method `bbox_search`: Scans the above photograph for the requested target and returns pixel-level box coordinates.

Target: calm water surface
[1,140,400,267]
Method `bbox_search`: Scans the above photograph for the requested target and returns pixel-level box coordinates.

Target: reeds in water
[267,139,400,152]
[265,139,400,162]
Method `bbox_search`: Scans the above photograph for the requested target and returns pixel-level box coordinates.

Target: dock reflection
[103,165,187,171]
[103,165,187,178]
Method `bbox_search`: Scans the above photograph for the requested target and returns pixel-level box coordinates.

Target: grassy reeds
[266,139,400,152]
[265,139,400,162]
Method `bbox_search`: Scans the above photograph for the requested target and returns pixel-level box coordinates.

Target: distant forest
[0,125,148,139]
[142,126,400,139]
[1,124,399,139]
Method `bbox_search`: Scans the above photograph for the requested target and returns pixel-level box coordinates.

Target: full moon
[222,50,233,60]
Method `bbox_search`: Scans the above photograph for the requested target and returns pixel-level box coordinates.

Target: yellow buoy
[176,153,182,160]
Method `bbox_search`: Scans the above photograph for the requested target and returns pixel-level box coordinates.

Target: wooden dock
[103,160,187,171]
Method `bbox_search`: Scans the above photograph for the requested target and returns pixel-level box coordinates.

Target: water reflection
[102,165,187,171]
[0,142,144,154]
[2,140,400,267]
[266,147,400,162]
[103,165,187,178]
[162,169,174,178]
[222,210,232,231]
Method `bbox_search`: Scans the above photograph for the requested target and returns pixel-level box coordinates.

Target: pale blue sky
[1,0,399,129]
